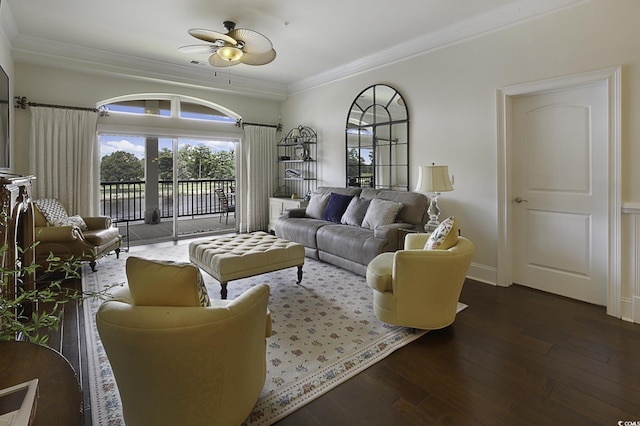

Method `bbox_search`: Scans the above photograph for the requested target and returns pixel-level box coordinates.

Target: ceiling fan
[179,21,276,68]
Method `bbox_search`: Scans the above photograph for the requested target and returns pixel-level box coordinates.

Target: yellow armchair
[366,233,475,330]
[96,264,271,426]
[33,199,121,271]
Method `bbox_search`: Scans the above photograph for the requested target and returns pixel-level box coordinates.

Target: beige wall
[281,0,640,319]
[6,0,640,319]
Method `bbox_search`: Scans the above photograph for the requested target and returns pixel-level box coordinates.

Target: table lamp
[415,164,454,231]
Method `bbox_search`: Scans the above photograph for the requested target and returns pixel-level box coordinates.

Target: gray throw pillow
[361,198,404,230]
[340,197,371,226]
[306,192,330,219]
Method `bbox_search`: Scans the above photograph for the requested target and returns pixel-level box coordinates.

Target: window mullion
[171,96,180,119]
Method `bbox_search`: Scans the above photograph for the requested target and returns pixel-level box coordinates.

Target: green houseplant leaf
[0,242,119,345]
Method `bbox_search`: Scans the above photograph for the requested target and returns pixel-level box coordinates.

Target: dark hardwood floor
[41,276,91,425]
[275,280,640,425]
[54,275,640,425]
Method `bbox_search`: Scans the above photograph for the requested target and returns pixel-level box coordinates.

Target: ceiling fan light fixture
[217,45,243,62]
[183,21,275,67]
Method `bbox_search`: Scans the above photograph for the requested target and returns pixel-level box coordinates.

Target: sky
[99,135,236,159]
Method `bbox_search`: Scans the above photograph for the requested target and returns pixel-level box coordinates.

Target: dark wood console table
[0,342,82,425]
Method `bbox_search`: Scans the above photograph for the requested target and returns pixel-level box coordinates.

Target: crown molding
[11,35,288,101]
[6,0,593,99]
[287,0,594,95]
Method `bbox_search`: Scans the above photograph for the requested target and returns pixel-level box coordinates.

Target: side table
[0,342,82,426]
[113,219,130,252]
[398,227,422,247]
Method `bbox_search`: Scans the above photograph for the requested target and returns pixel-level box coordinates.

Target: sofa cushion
[321,193,354,223]
[125,256,211,307]
[361,198,403,230]
[360,189,429,226]
[306,192,330,219]
[425,216,458,250]
[316,224,385,265]
[340,197,371,226]
[83,227,122,247]
[275,217,329,249]
[314,186,363,197]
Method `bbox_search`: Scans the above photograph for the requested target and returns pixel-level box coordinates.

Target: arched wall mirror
[345,84,409,190]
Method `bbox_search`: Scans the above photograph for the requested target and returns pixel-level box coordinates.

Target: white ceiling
[2,0,588,98]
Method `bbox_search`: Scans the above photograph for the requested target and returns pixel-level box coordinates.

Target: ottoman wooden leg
[296,265,303,284]
[220,282,228,300]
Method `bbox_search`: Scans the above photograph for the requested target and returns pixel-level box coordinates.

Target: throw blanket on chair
[34,199,88,230]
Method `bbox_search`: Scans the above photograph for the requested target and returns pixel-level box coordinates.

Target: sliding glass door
[173,137,237,238]
[97,94,242,245]
[99,134,237,245]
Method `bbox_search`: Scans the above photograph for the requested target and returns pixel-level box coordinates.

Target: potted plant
[0,242,114,345]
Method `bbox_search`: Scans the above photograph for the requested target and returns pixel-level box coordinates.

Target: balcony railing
[100,179,235,222]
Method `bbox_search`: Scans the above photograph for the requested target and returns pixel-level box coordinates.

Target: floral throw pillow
[65,215,89,231]
[424,216,458,250]
[35,198,89,230]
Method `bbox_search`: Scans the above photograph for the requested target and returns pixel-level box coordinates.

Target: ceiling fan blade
[208,54,241,67]
[178,44,217,54]
[239,49,277,66]
[188,28,237,45]
[228,28,272,54]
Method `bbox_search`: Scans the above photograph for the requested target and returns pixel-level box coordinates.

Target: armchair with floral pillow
[366,216,475,330]
[33,198,121,272]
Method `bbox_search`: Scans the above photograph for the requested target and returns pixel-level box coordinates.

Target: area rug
[82,241,467,425]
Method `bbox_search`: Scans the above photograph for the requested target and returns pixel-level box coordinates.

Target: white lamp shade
[415,165,454,193]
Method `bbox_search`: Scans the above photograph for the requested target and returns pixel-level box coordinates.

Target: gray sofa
[275,186,429,276]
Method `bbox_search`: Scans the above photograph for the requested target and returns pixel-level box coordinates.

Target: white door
[512,82,608,305]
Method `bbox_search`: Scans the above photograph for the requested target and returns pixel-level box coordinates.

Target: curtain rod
[236,119,282,131]
[14,96,108,115]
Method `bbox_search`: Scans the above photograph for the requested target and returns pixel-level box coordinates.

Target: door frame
[497,67,622,317]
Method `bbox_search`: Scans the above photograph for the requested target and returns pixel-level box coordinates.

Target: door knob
[514,196,529,204]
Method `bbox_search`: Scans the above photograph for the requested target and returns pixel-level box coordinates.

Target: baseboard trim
[631,296,640,323]
[467,263,497,286]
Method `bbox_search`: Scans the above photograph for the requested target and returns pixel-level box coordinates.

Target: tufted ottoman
[189,232,305,299]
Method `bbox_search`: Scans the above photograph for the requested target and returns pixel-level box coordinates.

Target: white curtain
[242,125,277,232]
[29,106,100,216]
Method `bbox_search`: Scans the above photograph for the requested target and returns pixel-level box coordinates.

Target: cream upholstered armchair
[366,224,474,330]
[33,198,121,272]
[96,256,271,426]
